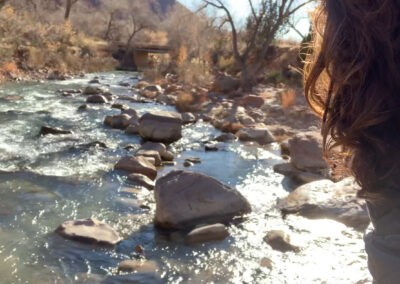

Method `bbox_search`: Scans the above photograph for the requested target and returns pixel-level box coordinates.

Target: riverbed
[0,72,371,283]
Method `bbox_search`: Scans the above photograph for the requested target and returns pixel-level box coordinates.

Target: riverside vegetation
[0,0,372,283]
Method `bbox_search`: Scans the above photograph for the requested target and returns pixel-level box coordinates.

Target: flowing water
[0,72,371,283]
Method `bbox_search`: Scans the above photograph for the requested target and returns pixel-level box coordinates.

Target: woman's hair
[304,0,400,199]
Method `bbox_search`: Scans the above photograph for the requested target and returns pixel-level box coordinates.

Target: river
[0,72,371,283]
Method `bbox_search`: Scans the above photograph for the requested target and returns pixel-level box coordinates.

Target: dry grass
[280,88,297,108]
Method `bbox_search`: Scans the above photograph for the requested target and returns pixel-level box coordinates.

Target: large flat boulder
[55,218,121,245]
[114,156,157,180]
[288,132,328,172]
[139,111,183,143]
[154,171,251,229]
[277,178,369,230]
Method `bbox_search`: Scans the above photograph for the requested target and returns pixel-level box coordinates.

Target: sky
[177,0,314,41]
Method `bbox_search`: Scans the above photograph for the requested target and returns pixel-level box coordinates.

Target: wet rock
[185,157,201,164]
[139,142,167,158]
[236,125,275,145]
[184,160,193,167]
[125,122,140,135]
[144,85,163,93]
[83,86,106,95]
[119,82,130,87]
[139,111,183,143]
[88,79,100,84]
[135,150,162,166]
[121,108,139,119]
[280,140,290,156]
[273,163,326,184]
[214,133,237,142]
[277,178,369,230]
[162,151,174,161]
[111,103,129,111]
[127,173,155,190]
[136,80,150,89]
[39,126,72,136]
[185,224,229,245]
[115,156,157,180]
[124,144,137,151]
[78,104,87,111]
[104,274,163,284]
[104,114,132,130]
[77,141,108,149]
[288,132,328,173]
[162,161,176,166]
[117,260,159,273]
[86,94,108,104]
[181,112,197,124]
[204,142,219,152]
[260,258,273,269]
[264,230,299,253]
[239,95,265,108]
[154,171,251,229]
[55,218,121,246]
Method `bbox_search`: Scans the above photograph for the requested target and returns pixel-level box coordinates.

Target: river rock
[104,114,132,130]
[288,132,328,173]
[277,178,369,230]
[55,218,121,245]
[181,112,197,124]
[118,260,159,273]
[115,156,157,180]
[144,85,163,93]
[239,95,265,108]
[86,94,108,104]
[135,150,162,166]
[139,142,167,158]
[236,125,275,145]
[273,163,326,184]
[214,133,237,142]
[139,111,183,143]
[185,224,230,245]
[111,103,129,111]
[125,122,140,135]
[121,108,139,119]
[39,126,72,136]
[127,173,155,190]
[264,230,299,253]
[154,171,251,229]
[88,78,100,84]
[83,86,106,95]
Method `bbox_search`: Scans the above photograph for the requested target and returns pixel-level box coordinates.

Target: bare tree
[203,0,314,90]
[64,0,78,20]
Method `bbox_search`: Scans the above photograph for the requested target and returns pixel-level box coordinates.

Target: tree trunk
[64,0,72,20]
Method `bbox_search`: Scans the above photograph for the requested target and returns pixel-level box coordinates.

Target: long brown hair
[304,0,400,199]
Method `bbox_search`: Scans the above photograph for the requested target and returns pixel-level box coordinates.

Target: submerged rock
[264,230,299,253]
[139,111,182,143]
[83,86,107,95]
[277,178,369,230]
[115,156,157,180]
[181,112,197,124]
[55,218,121,245]
[117,260,159,273]
[154,171,251,229]
[214,133,237,142]
[39,126,72,136]
[185,224,230,245]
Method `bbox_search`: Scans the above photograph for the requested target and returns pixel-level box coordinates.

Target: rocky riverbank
[34,71,370,281]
